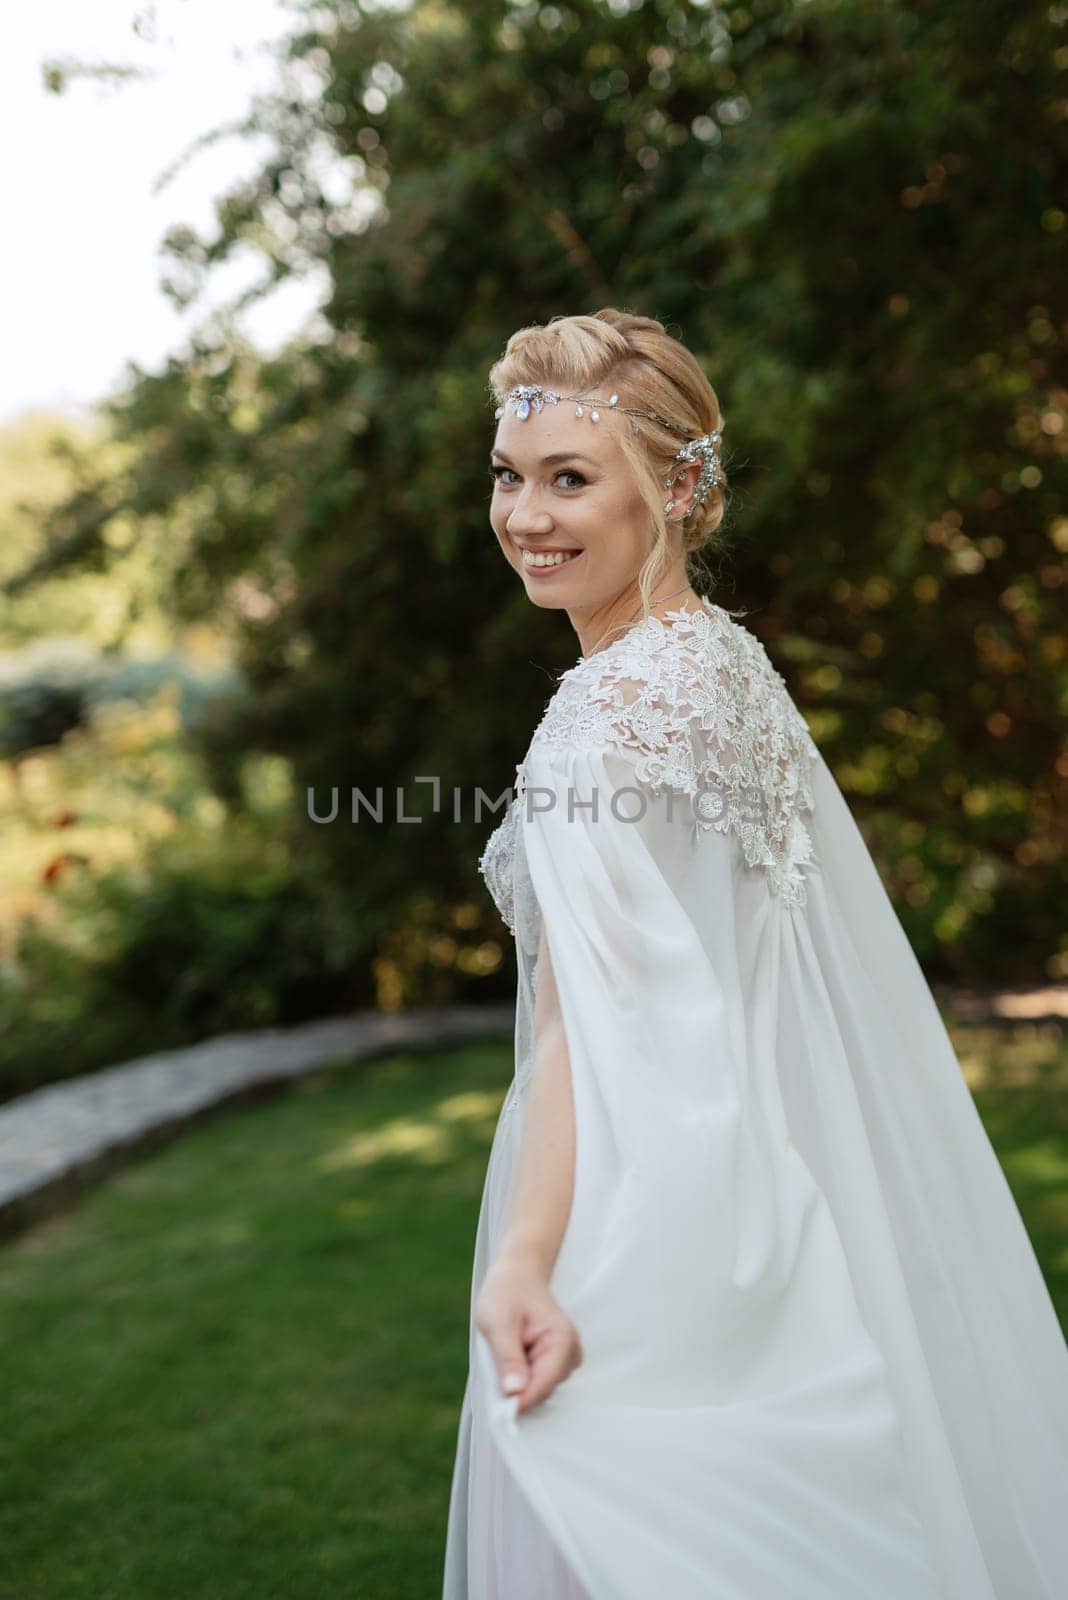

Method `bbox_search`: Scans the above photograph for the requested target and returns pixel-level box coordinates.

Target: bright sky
[0,0,329,426]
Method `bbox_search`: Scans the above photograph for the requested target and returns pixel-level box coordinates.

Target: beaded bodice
[478,597,821,932]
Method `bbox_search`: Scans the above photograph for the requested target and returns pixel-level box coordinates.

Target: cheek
[490,517,515,558]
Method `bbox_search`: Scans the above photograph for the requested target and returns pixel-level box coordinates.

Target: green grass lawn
[0,1041,512,1600]
[0,1029,1064,1600]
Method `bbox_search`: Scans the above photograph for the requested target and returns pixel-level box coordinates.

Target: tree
[9,0,1066,992]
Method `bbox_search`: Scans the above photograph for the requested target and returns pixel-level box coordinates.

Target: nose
[504,482,554,537]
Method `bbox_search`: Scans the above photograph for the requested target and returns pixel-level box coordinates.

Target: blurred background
[1,1,1065,1594]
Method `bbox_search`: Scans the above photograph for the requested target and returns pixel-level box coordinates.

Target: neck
[571,577,702,660]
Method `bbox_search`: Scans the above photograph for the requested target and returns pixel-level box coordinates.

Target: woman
[442,309,1068,1599]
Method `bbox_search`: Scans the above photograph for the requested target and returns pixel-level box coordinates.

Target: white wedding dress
[442,596,1068,1599]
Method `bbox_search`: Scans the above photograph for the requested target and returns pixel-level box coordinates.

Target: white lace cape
[479,596,821,938]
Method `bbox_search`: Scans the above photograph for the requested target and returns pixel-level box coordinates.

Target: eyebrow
[490,449,600,467]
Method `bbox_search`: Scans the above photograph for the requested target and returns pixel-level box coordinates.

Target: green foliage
[0,638,98,757]
[0,811,369,1101]
[0,409,174,650]
[0,637,241,759]
[5,0,1066,1016]
[0,670,511,1098]
[0,686,363,1099]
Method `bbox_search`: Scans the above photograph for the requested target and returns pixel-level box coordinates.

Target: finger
[536,1325,583,1379]
[487,1319,530,1398]
[515,1335,572,1414]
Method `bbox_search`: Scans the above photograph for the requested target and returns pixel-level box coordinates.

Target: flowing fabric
[442,598,1068,1599]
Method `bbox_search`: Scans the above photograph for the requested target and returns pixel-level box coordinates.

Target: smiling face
[488,388,704,657]
[489,404,661,616]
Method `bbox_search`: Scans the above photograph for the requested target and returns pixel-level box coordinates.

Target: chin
[523,585,574,608]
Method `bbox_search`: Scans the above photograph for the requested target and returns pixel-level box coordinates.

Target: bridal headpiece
[494,384,724,519]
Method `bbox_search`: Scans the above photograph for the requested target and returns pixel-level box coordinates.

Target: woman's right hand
[474,1248,584,1416]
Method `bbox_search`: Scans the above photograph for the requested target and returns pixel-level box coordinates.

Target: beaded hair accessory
[493,383,724,518]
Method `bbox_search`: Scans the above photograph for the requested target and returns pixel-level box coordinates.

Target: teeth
[522,549,581,568]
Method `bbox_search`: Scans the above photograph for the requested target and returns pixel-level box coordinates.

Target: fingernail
[501,1372,524,1394]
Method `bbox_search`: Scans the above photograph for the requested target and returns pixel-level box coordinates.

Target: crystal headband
[493,384,723,514]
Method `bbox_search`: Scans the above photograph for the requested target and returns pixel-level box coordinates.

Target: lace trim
[479,598,820,916]
[477,774,522,937]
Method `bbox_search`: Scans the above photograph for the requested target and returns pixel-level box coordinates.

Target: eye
[488,466,587,489]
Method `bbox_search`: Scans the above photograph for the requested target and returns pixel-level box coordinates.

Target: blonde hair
[487,307,735,654]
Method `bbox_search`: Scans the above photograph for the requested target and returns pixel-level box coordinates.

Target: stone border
[2,984,1064,1244]
[0,1004,515,1241]
[930,981,1068,1027]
